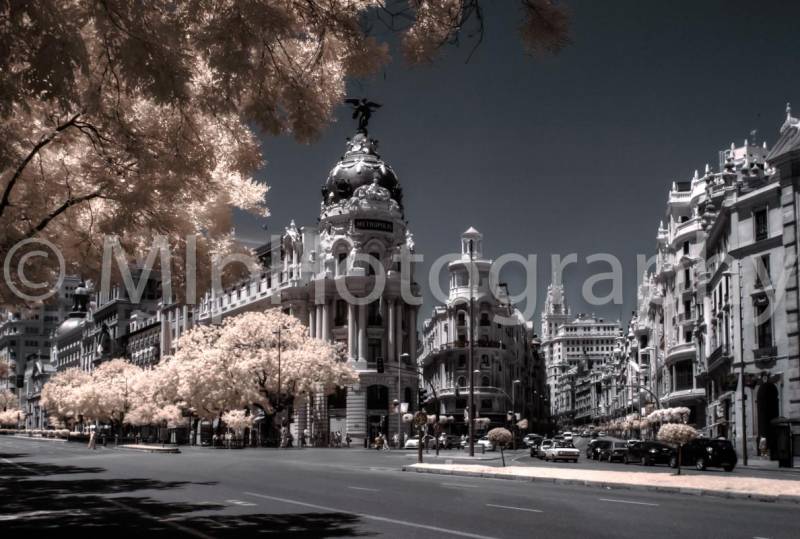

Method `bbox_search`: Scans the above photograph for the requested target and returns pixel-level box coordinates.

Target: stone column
[293,394,307,442]
[358,303,367,362]
[322,301,331,341]
[308,308,316,338]
[346,383,367,448]
[409,307,417,363]
[395,302,403,361]
[315,390,329,444]
[348,303,356,360]
[315,304,323,340]
[387,299,395,363]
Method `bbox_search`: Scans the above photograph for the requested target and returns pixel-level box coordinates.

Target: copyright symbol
[3,238,65,302]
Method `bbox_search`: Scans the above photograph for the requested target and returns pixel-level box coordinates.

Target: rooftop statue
[345,98,381,133]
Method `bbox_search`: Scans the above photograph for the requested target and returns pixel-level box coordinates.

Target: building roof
[767,103,800,163]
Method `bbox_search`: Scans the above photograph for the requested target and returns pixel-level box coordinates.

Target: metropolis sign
[354,218,393,233]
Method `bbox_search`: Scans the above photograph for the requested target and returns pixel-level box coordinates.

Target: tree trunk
[418,426,423,464]
[677,444,682,475]
[500,446,506,467]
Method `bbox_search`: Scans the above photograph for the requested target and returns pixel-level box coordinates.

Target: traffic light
[376,356,384,373]
[418,387,428,404]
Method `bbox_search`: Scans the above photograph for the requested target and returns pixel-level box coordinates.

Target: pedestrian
[382,433,390,451]
[392,432,399,449]
[345,431,351,448]
[759,436,768,459]
[303,428,310,448]
[88,429,97,450]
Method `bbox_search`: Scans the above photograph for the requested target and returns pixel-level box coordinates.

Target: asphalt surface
[1,436,799,538]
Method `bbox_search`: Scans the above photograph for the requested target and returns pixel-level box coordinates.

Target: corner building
[197,128,421,447]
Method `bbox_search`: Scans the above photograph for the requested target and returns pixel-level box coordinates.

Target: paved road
[1,436,799,538]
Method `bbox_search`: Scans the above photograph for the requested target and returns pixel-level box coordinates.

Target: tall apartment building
[418,228,545,432]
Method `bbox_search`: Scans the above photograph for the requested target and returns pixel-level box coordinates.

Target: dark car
[672,438,738,472]
[598,441,628,462]
[625,441,674,466]
[588,440,612,460]
[528,438,544,457]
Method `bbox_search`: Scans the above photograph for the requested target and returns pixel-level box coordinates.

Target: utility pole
[468,239,475,457]
[398,352,410,449]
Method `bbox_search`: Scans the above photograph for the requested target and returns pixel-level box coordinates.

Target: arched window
[457,312,466,325]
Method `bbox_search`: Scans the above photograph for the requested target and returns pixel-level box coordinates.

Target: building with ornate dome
[195,124,421,447]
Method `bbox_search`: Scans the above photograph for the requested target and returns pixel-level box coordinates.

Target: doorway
[757,382,780,459]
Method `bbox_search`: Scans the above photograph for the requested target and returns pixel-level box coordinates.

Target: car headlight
[706,447,714,453]
[649,449,657,453]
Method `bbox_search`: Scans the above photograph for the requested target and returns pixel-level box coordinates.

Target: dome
[322,133,402,207]
[55,313,86,340]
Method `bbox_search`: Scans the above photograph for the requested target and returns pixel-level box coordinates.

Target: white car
[404,435,434,449]
[544,441,580,462]
[477,436,495,451]
[562,431,574,442]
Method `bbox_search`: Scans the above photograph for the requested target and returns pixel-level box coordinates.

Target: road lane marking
[348,486,380,492]
[486,504,543,513]
[244,491,499,539]
[0,458,37,474]
[225,499,257,506]
[441,482,478,488]
[598,498,659,507]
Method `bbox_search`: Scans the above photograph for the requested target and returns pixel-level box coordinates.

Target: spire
[787,102,792,120]
[704,163,710,174]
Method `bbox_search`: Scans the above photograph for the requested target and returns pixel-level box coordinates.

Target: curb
[9,435,68,443]
[117,445,181,454]
[401,466,800,505]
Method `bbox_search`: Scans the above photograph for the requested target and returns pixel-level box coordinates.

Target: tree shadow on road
[0,457,373,537]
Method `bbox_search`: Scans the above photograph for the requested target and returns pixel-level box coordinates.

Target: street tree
[1,1,569,308]
[488,427,512,466]
[40,367,93,428]
[217,310,356,417]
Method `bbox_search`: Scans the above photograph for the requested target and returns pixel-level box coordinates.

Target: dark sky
[234,0,800,331]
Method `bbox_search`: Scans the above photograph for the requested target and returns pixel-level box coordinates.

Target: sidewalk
[402,463,800,504]
[739,457,800,474]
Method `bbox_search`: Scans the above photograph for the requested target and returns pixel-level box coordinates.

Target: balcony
[753,346,778,369]
[665,341,695,365]
[660,387,705,406]
[677,312,696,326]
[706,344,731,373]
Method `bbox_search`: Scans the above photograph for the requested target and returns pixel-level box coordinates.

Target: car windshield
[613,442,627,449]
[597,441,612,448]
[554,441,574,448]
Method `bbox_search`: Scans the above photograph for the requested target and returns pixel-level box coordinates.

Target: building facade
[418,228,545,433]
[625,106,800,462]
[194,127,421,447]
[540,277,623,428]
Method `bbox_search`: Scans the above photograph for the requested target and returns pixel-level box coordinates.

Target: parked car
[562,431,574,442]
[625,441,674,466]
[404,435,434,449]
[459,435,481,450]
[537,439,554,459]
[477,436,495,451]
[588,440,612,460]
[672,438,737,471]
[598,441,628,462]
[528,438,543,457]
[544,440,580,462]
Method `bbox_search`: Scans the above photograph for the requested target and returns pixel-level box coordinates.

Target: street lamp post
[512,379,520,449]
[468,239,475,457]
[398,352,410,449]
[273,325,284,447]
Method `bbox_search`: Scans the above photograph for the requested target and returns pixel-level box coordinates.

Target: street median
[401,463,800,505]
